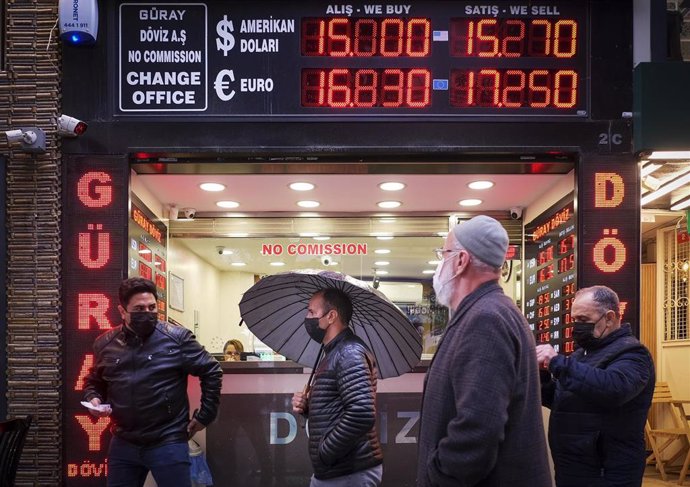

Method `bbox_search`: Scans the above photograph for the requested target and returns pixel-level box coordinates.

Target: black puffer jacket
[307,328,383,480]
[83,322,222,446]
[541,324,654,487]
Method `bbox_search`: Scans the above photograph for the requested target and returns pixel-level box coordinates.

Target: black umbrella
[238,269,422,379]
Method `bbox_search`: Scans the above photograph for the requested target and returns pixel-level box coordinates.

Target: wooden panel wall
[1,2,62,485]
[641,263,657,365]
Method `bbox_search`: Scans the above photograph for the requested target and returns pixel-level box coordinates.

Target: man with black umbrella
[291,288,384,486]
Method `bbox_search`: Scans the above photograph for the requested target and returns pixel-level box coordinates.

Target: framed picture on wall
[170,273,184,311]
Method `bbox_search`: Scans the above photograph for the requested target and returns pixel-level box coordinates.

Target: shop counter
[189,360,426,487]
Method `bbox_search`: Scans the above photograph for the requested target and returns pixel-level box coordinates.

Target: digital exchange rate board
[524,195,576,354]
[116,1,590,117]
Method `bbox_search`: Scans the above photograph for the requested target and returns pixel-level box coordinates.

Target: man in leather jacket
[291,288,383,486]
[83,277,222,487]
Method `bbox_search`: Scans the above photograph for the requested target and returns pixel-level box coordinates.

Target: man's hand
[291,391,308,415]
[187,418,205,439]
[536,344,558,368]
[88,398,112,418]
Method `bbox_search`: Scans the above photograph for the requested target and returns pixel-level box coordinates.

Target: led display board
[63,157,128,484]
[524,195,576,353]
[577,156,640,334]
[116,1,591,118]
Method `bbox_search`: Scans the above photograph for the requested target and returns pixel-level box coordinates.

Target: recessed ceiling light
[375,270,389,275]
[289,182,315,191]
[374,249,391,254]
[228,233,249,238]
[428,260,440,265]
[378,182,406,191]
[200,182,226,192]
[422,269,436,274]
[231,262,246,266]
[459,199,482,207]
[314,236,331,241]
[376,236,394,240]
[300,232,319,237]
[377,201,401,209]
[379,218,396,223]
[467,180,494,190]
[374,261,390,266]
[221,249,234,255]
[297,200,320,208]
[300,212,320,217]
[217,200,240,208]
[270,262,285,266]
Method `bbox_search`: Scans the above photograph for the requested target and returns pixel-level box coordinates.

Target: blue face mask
[304,316,326,343]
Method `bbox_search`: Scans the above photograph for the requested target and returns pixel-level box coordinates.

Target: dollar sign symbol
[216,15,235,56]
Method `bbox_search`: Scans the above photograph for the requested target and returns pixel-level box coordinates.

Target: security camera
[183,208,196,219]
[321,255,332,266]
[57,115,88,137]
[4,127,46,153]
[510,206,523,220]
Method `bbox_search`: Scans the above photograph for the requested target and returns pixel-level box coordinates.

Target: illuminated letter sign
[577,155,640,334]
[63,156,128,484]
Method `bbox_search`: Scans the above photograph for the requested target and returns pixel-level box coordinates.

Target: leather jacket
[307,328,383,480]
[83,322,222,446]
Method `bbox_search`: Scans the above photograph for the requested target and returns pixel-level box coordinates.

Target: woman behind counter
[223,339,244,361]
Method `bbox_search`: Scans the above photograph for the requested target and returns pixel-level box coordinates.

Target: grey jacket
[417,281,551,487]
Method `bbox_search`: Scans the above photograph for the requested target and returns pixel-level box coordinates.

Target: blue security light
[59,0,99,46]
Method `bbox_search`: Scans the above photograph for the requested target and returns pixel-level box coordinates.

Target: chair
[0,415,32,487]
[645,383,690,484]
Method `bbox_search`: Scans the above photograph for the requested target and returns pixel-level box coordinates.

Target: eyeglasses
[434,248,460,261]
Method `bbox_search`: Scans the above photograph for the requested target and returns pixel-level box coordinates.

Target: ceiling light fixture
[228,233,249,238]
[314,236,331,241]
[270,262,285,266]
[648,151,690,160]
[374,249,391,254]
[289,182,315,191]
[299,232,319,237]
[641,170,690,205]
[641,175,661,191]
[377,201,401,209]
[378,182,406,191]
[199,182,226,192]
[422,269,436,274]
[375,270,389,275]
[670,194,690,211]
[374,261,390,266]
[216,200,240,208]
[458,199,482,207]
[376,236,394,240]
[231,262,246,266]
[297,200,320,208]
[467,180,494,190]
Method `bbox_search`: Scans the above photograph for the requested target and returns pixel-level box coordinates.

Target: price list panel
[524,196,576,354]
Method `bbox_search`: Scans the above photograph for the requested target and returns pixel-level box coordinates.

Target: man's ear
[117,304,127,321]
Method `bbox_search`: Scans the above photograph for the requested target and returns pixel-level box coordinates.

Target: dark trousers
[107,435,191,487]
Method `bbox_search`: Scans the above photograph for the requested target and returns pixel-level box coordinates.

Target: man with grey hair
[536,285,654,487]
[417,215,551,487]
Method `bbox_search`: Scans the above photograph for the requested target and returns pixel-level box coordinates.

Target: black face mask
[572,313,606,349]
[128,311,158,338]
[304,316,326,343]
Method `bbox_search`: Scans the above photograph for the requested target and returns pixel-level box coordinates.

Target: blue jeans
[309,464,383,487]
[107,436,191,487]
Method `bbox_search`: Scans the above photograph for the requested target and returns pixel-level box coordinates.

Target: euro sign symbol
[216,16,235,56]
[214,69,236,101]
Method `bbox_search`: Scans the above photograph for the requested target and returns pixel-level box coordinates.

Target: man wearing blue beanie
[417,215,551,487]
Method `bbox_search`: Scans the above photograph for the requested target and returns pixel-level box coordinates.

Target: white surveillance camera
[321,255,332,266]
[510,207,523,220]
[4,127,46,153]
[5,130,26,144]
[183,208,196,219]
[57,115,88,137]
